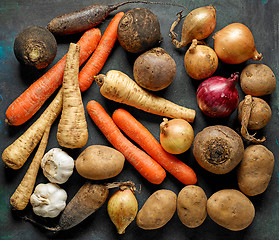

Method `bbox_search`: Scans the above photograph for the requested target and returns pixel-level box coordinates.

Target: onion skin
[213,23,262,64]
[170,6,216,48]
[184,39,218,80]
[197,73,239,118]
[107,187,138,234]
[160,118,194,154]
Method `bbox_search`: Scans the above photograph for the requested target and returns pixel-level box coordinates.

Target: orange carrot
[6,28,101,126]
[112,108,197,185]
[86,100,166,185]
[78,12,124,92]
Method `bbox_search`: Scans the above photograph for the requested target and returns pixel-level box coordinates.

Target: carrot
[78,12,124,92]
[10,125,51,210]
[86,100,166,184]
[2,88,62,170]
[6,28,101,126]
[95,70,196,123]
[57,43,88,148]
[112,108,197,185]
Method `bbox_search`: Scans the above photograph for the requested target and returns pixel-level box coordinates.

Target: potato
[240,64,276,96]
[117,8,161,53]
[238,96,271,130]
[136,189,177,230]
[177,185,207,228]
[75,145,125,180]
[237,145,275,196]
[207,189,255,231]
[133,47,176,91]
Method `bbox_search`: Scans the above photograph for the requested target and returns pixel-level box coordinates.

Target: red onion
[196,73,239,118]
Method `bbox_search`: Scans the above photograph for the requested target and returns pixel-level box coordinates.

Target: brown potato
[237,145,275,196]
[117,8,161,53]
[136,189,177,230]
[177,185,207,228]
[238,96,272,130]
[207,189,255,231]
[75,145,125,180]
[133,47,176,91]
[240,64,276,96]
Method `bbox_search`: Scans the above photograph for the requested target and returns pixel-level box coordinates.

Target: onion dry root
[170,5,216,48]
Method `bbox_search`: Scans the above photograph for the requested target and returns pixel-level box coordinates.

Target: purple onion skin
[197,73,239,118]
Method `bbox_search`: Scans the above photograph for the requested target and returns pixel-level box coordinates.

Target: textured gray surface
[0,0,278,239]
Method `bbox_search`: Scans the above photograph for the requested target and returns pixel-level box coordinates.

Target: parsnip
[57,43,88,148]
[95,70,196,122]
[10,125,51,210]
[2,89,62,170]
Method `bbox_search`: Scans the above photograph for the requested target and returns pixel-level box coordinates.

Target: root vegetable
[237,144,275,196]
[136,189,177,230]
[95,70,196,123]
[87,100,166,184]
[238,95,271,143]
[117,8,161,53]
[10,126,51,210]
[160,118,194,154]
[75,145,125,180]
[177,185,207,228]
[207,189,255,231]
[2,89,63,170]
[47,1,188,35]
[6,28,101,126]
[240,63,276,96]
[112,108,197,185]
[57,43,88,149]
[193,125,244,174]
[170,6,216,48]
[78,12,124,92]
[107,184,138,234]
[14,26,57,69]
[133,47,176,91]
[213,23,262,64]
[184,39,218,80]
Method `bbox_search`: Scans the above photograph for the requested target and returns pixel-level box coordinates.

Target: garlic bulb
[30,183,67,218]
[41,148,74,184]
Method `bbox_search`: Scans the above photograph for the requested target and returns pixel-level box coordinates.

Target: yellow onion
[170,5,216,48]
[213,23,262,64]
[184,39,218,80]
[160,118,194,154]
[107,185,138,234]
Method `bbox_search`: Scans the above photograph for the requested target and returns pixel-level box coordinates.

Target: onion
[196,73,239,118]
[213,23,262,64]
[170,6,216,48]
[184,39,218,80]
[107,184,138,234]
[160,118,194,154]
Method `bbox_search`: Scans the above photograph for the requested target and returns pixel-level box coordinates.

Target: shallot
[184,39,218,80]
[196,73,239,118]
[213,23,262,64]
